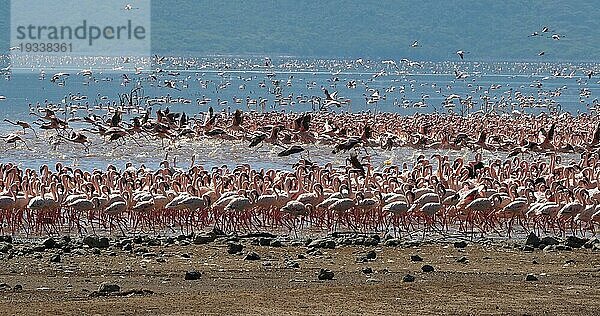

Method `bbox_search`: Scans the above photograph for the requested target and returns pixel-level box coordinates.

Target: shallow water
[0,57,597,171]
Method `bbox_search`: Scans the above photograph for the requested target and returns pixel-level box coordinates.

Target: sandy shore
[0,233,599,315]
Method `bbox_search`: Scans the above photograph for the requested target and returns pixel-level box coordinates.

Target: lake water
[0,56,597,171]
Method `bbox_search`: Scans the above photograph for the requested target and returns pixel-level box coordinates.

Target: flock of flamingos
[2,102,600,238]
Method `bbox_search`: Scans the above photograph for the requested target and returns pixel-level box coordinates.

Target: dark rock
[134,247,149,254]
[49,254,61,263]
[593,243,600,251]
[565,259,576,265]
[98,283,121,293]
[0,236,12,243]
[91,248,101,255]
[164,237,175,245]
[410,255,423,262]
[181,253,191,259]
[227,242,244,254]
[345,237,357,245]
[323,240,336,249]
[318,269,334,280]
[402,274,415,282]
[133,236,143,244]
[384,239,400,247]
[185,270,201,280]
[555,245,572,251]
[456,256,468,264]
[540,236,559,246]
[308,239,336,249]
[525,274,538,281]
[454,241,468,248]
[543,245,555,252]
[403,240,422,248]
[532,260,538,264]
[525,232,540,247]
[194,234,216,245]
[522,245,535,252]
[297,254,306,260]
[584,238,599,249]
[0,283,11,291]
[270,239,283,247]
[176,234,187,241]
[365,250,377,260]
[32,245,46,252]
[244,252,261,261]
[259,238,272,246]
[12,284,22,292]
[108,251,117,257]
[563,236,587,249]
[147,239,161,247]
[42,237,57,249]
[364,237,379,246]
[421,265,435,272]
[362,267,373,274]
[122,243,133,251]
[83,236,109,249]
[0,243,12,253]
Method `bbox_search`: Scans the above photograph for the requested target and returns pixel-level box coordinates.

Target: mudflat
[0,234,599,316]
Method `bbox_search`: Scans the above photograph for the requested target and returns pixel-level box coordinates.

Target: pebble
[525,232,540,248]
[98,282,121,293]
[270,239,283,247]
[540,236,559,246]
[42,237,57,249]
[422,264,435,272]
[365,250,377,260]
[184,270,201,280]
[402,274,416,282]
[410,255,423,262]
[318,269,334,280]
[563,236,587,249]
[244,252,261,261]
[227,242,244,254]
[49,254,61,263]
[525,274,538,282]
[0,243,13,253]
[193,234,216,245]
[454,241,468,248]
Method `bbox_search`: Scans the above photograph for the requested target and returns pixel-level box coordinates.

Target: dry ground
[0,239,599,315]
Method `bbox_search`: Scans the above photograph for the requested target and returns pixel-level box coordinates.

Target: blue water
[0,57,597,171]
